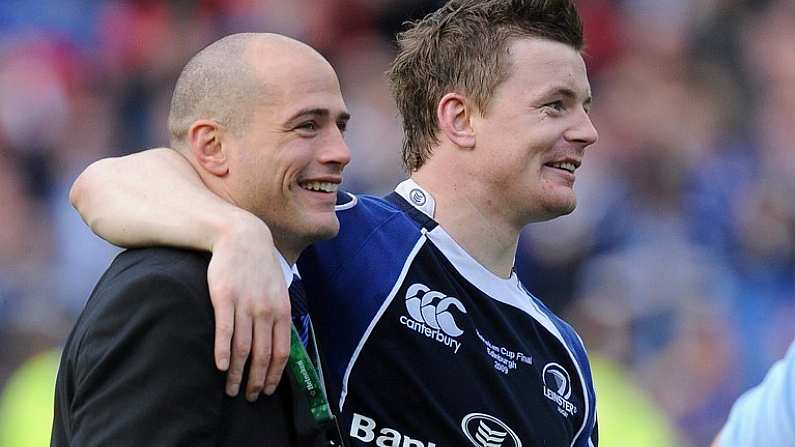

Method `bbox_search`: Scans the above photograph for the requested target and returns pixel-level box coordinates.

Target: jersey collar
[394,178,436,219]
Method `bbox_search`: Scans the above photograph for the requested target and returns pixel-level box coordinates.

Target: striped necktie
[288,274,314,357]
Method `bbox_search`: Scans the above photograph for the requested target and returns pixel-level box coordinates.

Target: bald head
[167,33,330,149]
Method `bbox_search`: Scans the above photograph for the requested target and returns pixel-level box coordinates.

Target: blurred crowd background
[0,0,793,445]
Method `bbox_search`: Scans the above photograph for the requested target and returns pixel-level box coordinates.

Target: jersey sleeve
[296,194,427,404]
[67,272,224,446]
[719,339,795,446]
[543,309,599,447]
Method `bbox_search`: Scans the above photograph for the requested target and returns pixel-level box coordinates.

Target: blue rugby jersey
[297,179,598,447]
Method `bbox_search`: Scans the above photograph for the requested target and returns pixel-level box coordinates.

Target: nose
[565,109,599,148]
[320,129,352,168]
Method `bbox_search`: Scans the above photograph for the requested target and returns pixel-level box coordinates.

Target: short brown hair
[389,0,584,172]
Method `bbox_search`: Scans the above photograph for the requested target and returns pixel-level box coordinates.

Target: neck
[411,170,520,279]
[272,236,304,266]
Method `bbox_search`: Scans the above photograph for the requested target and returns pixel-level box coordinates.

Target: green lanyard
[287,324,334,424]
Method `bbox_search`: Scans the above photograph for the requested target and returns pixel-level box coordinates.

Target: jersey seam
[326,211,415,283]
[338,234,428,411]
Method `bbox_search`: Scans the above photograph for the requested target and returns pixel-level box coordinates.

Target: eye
[337,120,348,133]
[545,100,566,112]
[297,121,318,131]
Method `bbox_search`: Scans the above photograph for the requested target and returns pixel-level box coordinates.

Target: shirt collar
[274,250,296,287]
[394,178,436,219]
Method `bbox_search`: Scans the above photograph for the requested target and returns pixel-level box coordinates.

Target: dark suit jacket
[52,247,331,446]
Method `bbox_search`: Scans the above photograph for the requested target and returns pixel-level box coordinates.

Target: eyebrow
[546,87,593,108]
[285,107,351,125]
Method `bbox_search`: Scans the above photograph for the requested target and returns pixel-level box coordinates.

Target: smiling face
[470,37,598,226]
[223,40,351,259]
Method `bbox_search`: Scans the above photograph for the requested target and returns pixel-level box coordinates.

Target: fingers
[245,314,273,401]
[264,316,292,396]
[226,313,252,397]
[204,232,292,401]
[245,298,292,400]
[213,300,234,372]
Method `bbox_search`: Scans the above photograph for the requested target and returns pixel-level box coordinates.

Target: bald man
[51,33,350,446]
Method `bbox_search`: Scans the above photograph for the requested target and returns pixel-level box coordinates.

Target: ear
[187,120,229,177]
[437,92,476,149]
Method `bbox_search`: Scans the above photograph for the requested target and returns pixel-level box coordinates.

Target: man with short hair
[71,0,600,444]
[53,33,351,446]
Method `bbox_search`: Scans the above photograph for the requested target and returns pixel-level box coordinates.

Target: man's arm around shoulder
[70,148,291,400]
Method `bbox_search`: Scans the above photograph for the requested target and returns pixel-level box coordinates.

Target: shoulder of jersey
[335,190,402,213]
[520,284,590,355]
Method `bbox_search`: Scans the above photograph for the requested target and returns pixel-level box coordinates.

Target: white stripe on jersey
[338,234,428,411]
[425,224,591,447]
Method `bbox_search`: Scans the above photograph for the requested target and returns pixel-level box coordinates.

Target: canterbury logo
[405,283,466,337]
